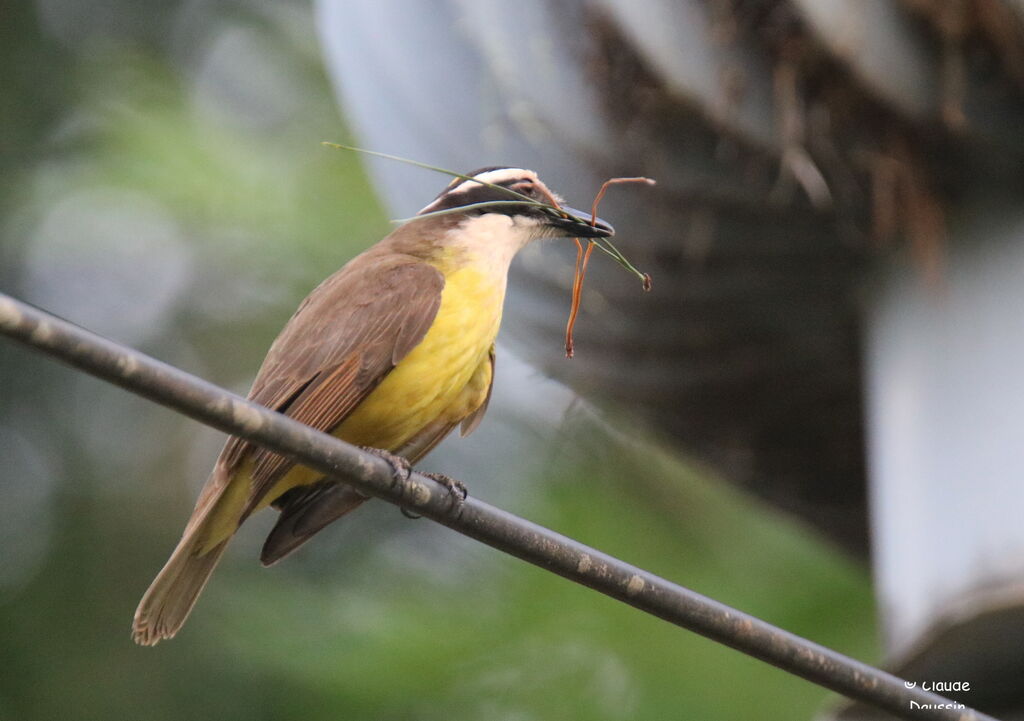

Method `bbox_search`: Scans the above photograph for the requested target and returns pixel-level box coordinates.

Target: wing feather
[460,344,495,437]
[214,253,444,510]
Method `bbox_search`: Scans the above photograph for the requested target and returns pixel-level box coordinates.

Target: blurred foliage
[0,1,877,720]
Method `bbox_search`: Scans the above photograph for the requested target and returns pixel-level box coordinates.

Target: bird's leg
[358,446,411,482]
[358,446,417,516]
[357,447,466,517]
[420,471,468,512]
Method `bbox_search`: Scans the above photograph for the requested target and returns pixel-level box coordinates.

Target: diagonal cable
[0,291,997,721]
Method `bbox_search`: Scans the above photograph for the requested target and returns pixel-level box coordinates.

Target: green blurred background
[0,1,876,718]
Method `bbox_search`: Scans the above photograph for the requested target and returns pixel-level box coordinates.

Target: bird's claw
[359,446,411,486]
[358,447,466,518]
[422,471,468,512]
[359,446,423,517]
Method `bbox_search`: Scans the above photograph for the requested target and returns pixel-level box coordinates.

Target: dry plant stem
[564,240,594,358]
[324,143,542,208]
[533,181,566,214]
[566,238,585,359]
[564,176,655,357]
[589,177,652,220]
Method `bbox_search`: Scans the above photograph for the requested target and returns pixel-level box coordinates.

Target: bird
[131,166,613,645]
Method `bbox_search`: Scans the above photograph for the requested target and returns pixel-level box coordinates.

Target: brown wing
[459,343,495,437]
[214,252,445,510]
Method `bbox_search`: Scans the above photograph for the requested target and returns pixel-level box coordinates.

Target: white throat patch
[446,213,541,277]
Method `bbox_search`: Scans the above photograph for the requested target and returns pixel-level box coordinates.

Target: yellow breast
[332,264,504,449]
[249,262,505,516]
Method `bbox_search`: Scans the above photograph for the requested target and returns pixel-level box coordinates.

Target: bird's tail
[131,534,229,646]
[260,481,368,566]
[132,466,246,646]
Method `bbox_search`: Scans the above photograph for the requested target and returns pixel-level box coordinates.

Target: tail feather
[132,533,229,646]
[260,482,367,566]
[133,461,253,645]
[133,477,239,645]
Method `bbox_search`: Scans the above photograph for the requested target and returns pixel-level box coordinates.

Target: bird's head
[417,167,615,243]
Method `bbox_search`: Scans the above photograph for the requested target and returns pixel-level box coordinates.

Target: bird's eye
[511,183,535,196]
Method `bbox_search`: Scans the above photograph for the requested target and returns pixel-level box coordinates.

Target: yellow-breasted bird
[132,167,613,645]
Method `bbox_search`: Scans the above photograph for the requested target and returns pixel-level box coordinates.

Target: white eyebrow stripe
[446,168,538,196]
[417,168,545,214]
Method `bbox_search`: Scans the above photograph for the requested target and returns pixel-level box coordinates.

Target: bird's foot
[358,446,411,487]
[358,446,421,518]
[421,471,468,513]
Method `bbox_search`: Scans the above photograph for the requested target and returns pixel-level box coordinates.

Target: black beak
[547,205,615,238]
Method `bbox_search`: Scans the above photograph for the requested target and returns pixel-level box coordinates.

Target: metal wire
[0,291,998,721]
